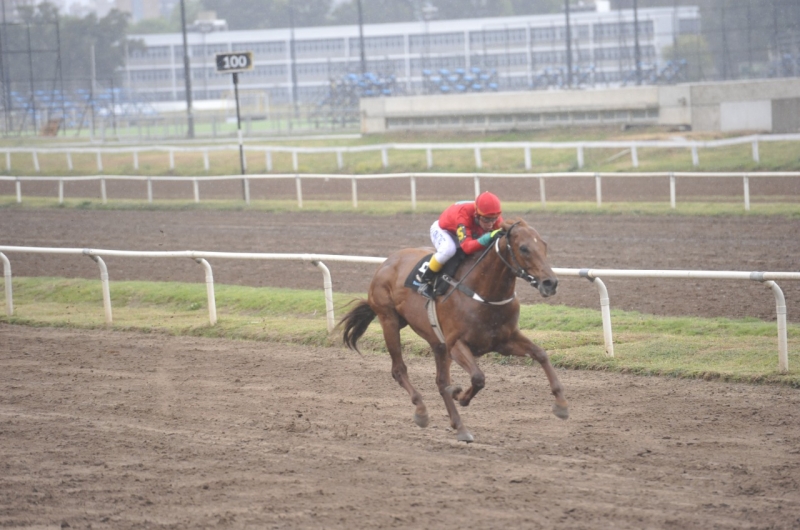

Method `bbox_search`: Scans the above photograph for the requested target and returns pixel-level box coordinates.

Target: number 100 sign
[215,52,254,74]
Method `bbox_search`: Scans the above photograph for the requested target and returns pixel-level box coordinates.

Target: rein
[493,223,541,289]
[439,222,534,306]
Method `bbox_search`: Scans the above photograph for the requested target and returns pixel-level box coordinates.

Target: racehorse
[339,218,569,442]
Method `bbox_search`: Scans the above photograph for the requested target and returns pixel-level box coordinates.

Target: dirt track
[2,200,800,528]
[2,324,799,529]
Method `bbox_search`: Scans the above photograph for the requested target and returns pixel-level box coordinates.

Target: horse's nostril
[542,278,558,289]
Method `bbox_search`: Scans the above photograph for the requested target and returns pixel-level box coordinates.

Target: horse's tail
[338,298,376,353]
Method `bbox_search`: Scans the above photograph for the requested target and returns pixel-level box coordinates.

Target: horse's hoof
[457,430,474,443]
[552,403,569,420]
[445,385,462,399]
[414,412,430,428]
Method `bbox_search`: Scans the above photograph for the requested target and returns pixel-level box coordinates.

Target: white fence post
[292,150,298,172]
[295,174,303,209]
[193,178,200,203]
[669,172,676,209]
[381,147,389,168]
[336,149,344,170]
[133,151,139,171]
[101,179,107,204]
[88,254,113,325]
[630,145,639,168]
[351,178,358,209]
[195,258,217,326]
[539,177,546,208]
[66,152,73,171]
[147,177,153,203]
[474,147,482,169]
[203,150,210,172]
[15,178,21,203]
[169,149,175,171]
[96,150,103,172]
[410,175,417,211]
[1,252,12,316]
[33,151,40,172]
[595,173,602,207]
[473,174,480,198]
[426,147,433,169]
[691,144,699,167]
[311,260,335,332]
[764,281,789,372]
[5,151,10,171]
[243,178,250,205]
[595,277,614,357]
[752,140,760,164]
[266,150,273,172]
[525,146,531,170]
[743,174,750,211]
[58,179,64,204]
[577,144,585,169]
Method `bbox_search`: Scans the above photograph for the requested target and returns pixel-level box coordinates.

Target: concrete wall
[720,101,772,132]
[361,78,800,134]
[772,98,800,134]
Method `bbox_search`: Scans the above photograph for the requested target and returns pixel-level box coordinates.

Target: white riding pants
[430,221,458,266]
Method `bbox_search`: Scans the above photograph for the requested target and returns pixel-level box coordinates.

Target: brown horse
[339,218,569,442]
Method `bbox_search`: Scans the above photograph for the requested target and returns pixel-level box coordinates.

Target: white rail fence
[4,133,800,173]
[0,246,797,372]
[3,171,799,211]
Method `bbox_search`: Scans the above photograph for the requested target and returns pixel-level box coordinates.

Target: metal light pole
[564,0,572,88]
[357,0,366,74]
[633,0,642,85]
[289,1,298,118]
[179,0,195,138]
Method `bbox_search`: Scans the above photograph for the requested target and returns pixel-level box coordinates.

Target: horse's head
[498,218,558,298]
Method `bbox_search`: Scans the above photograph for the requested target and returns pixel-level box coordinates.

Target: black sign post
[215,51,254,199]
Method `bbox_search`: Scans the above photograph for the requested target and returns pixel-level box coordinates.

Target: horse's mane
[500,216,527,232]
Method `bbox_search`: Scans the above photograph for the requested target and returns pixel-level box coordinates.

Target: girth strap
[426,299,446,344]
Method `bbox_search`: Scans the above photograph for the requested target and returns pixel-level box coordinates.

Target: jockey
[417,191,504,299]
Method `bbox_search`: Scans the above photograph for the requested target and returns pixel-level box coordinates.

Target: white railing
[4,133,800,173]
[1,245,797,372]
[3,170,799,211]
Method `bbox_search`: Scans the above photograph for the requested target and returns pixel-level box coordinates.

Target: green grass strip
[2,276,798,387]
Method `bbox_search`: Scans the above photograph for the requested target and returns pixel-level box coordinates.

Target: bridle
[439,221,541,305]
[493,222,541,289]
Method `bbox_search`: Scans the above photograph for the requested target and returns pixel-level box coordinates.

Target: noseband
[494,222,541,289]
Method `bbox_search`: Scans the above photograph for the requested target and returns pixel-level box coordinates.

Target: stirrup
[417,282,434,299]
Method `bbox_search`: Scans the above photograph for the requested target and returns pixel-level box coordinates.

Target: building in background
[123,5,701,106]
[114,0,160,22]
[160,0,178,18]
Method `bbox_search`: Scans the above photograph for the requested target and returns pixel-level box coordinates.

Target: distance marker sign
[215,52,254,74]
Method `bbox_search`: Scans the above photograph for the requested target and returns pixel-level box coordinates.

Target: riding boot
[417,266,437,299]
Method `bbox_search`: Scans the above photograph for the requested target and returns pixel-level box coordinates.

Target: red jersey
[438,201,504,254]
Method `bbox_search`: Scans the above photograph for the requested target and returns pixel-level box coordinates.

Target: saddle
[404,250,466,298]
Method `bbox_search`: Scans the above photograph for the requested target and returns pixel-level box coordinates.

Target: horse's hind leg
[377,313,429,428]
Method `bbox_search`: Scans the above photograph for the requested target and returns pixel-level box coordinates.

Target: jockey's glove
[477,229,502,246]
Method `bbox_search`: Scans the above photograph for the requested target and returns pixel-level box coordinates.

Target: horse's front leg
[448,339,486,408]
[497,331,569,420]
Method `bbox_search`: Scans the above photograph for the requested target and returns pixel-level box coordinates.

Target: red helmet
[475,192,502,217]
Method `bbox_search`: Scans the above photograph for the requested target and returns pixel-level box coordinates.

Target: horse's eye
[519,245,530,254]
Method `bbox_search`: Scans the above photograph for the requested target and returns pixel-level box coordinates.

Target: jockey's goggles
[477,214,499,224]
